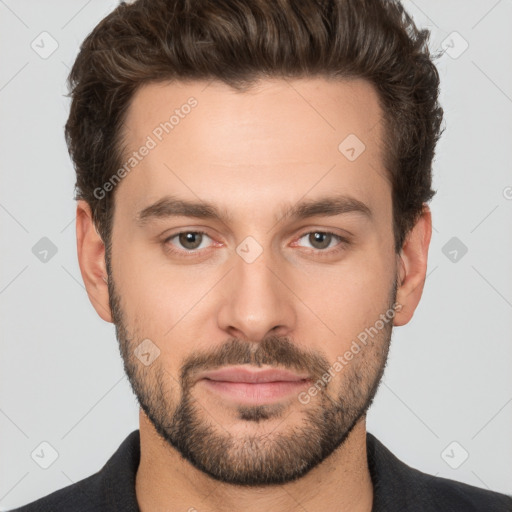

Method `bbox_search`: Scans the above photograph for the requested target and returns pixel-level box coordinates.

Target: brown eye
[164,231,212,253]
[177,232,204,250]
[308,232,333,250]
[297,231,343,251]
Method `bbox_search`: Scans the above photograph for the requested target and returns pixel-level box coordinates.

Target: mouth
[197,366,312,405]
[198,365,311,383]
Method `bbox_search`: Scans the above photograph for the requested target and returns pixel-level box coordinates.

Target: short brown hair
[65,0,443,253]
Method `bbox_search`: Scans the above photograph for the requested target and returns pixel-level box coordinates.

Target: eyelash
[162,230,349,258]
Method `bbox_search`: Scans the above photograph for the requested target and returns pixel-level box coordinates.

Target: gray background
[1,0,511,509]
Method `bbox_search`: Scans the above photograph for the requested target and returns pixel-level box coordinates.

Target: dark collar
[20,429,511,511]
[366,431,512,511]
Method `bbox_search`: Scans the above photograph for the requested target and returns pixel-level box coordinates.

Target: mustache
[179,335,330,388]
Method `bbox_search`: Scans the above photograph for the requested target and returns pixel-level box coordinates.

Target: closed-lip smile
[197,366,312,405]
[198,366,311,383]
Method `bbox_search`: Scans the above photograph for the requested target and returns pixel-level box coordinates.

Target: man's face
[106,77,399,485]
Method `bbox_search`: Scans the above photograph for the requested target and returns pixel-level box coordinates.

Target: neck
[135,410,373,512]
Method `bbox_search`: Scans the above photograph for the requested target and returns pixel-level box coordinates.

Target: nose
[216,246,297,343]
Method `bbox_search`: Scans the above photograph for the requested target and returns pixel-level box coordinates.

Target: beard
[107,263,397,487]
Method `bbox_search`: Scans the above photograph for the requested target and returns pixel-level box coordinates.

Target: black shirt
[10,430,512,511]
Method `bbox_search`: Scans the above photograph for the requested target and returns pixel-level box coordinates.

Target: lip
[198,366,311,384]
[201,379,311,404]
[197,366,312,405]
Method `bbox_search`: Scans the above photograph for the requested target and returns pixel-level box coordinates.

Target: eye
[164,231,213,253]
[294,231,348,253]
[162,229,349,259]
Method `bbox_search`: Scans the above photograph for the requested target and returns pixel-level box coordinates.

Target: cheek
[113,245,218,340]
[296,244,396,346]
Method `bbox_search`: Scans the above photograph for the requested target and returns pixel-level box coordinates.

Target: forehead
[116,77,389,222]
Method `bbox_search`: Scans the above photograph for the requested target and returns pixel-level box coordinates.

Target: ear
[76,200,112,323]
[393,204,432,326]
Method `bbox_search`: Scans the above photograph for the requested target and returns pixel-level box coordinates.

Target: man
[12,0,512,510]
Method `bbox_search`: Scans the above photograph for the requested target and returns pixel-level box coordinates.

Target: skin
[76,77,431,512]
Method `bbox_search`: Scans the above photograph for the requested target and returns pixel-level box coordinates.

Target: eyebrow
[135,194,372,226]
